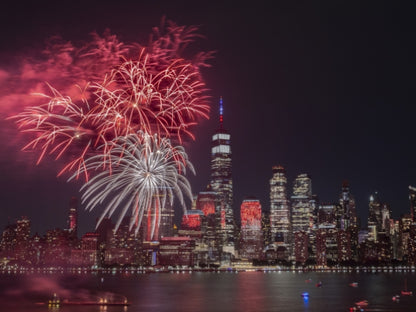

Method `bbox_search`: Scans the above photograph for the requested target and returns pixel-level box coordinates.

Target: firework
[69,132,194,237]
[9,20,212,179]
[90,51,210,143]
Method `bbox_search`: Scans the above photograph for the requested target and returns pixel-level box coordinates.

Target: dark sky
[0,1,415,235]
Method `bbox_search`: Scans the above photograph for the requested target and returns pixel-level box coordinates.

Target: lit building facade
[337,230,352,263]
[294,231,308,264]
[70,232,99,267]
[316,226,338,266]
[291,174,314,236]
[368,192,391,242]
[339,181,358,259]
[339,181,357,230]
[196,189,217,216]
[67,197,78,238]
[239,198,262,260]
[181,210,204,232]
[269,166,291,244]
[15,216,31,263]
[16,216,30,245]
[143,195,174,242]
[210,97,235,246]
[158,236,195,267]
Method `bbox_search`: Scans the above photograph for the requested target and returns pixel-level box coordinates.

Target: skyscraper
[368,192,391,242]
[269,165,291,257]
[196,188,217,216]
[339,181,357,230]
[143,194,174,241]
[239,197,262,259]
[210,97,235,245]
[291,174,314,233]
[68,197,78,238]
[409,185,416,222]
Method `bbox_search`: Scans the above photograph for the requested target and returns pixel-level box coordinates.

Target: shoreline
[1,265,415,275]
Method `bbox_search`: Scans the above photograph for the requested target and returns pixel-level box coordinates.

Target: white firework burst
[69,131,194,236]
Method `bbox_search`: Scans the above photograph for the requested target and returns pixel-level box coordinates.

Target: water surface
[1,271,415,311]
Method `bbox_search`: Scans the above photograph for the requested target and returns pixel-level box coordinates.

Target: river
[0,271,415,311]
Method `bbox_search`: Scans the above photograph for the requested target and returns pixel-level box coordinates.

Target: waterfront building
[390,219,401,260]
[196,188,217,216]
[408,224,416,265]
[203,212,222,265]
[294,231,308,265]
[339,182,359,260]
[70,232,99,266]
[291,174,314,233]
[291,174,315,261]
[337,230,352,263]
[368,193,391,242]
[409,186,416,222]
[179,210,204,242]
[16,216,30,244]
[95,217,114,247]
[27,233,44,266]
[81,232,99,266]
[67,197,78,239]
[158,236,195,267]
[339,181,358,229]
[143,194,174,241]
[239,198,263,260]
[0,223,16,255]
[316,225,338,266]
[104,247,135,266]
[261,212,272,248]
[269,165,291,260]
[15,216,31,263]
[210,97,235,254]
[43,228,71,266]
[400,214,413,261]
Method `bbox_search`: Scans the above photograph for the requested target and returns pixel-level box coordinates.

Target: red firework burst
[9,19,213,179]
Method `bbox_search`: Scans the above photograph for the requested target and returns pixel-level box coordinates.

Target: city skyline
[0,1,415,235]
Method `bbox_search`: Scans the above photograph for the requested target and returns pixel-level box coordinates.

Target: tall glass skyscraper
[269,165,291,246]
[339,181,357,230]
[368,192,391,242]
[291,174,314,233]
[210,97,235,245]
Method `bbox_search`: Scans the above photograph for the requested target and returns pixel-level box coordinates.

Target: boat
[305,278,312,283]
[401,278,413,296]
[316,281,323,287]
[42,294,130,307]
[349,282,358,287]
[355,300,369,307]
[392,294,400,302]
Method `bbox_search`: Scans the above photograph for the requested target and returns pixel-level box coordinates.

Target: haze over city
[0,1,414,236]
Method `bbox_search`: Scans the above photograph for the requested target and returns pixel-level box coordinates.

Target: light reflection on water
[0,271,415,312]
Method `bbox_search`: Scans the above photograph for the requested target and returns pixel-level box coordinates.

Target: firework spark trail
[9,20,212,180]
[90,53,210,143]
[69,132,194,236]
[8,19,212,234]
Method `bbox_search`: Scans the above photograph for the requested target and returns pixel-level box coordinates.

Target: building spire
[219,96,224,129]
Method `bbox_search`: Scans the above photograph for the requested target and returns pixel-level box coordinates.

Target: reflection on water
[0,271,415,312]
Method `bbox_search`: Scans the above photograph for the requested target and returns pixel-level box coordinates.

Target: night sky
[0,1,414,235]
